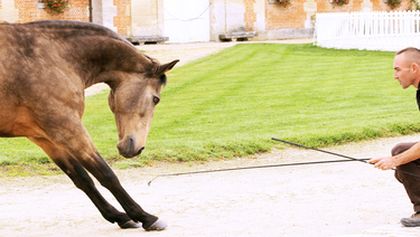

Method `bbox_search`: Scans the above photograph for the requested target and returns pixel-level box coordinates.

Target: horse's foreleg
[53,158,142,229]
[31,117,165,231]
[77,153,166,231]
[29,138,139,229]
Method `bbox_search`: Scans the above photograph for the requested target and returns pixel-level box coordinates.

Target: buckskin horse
[0,20,179,231]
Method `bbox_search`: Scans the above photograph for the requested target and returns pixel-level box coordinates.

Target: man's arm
[369,142,420,170]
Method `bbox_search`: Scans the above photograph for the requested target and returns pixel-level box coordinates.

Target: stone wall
[114,0,131,35]
[0,0,131,36]
[243,0,414,40]
[266,0,306,29]
[1,0,417,40]
[15,0,89,22]
[131,0,163,36]
[370,0,412,11]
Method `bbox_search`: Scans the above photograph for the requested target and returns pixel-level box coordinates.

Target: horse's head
[108,59,179,158]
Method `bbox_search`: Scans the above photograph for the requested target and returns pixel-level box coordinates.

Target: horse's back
[0,21,89,89]
[0,23,48,99]
[0,24,28,135]
[0,23,28,101]
[0,22,88,129]
[0,22,45,81]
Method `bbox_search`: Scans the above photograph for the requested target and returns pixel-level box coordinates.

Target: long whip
[147,137,420,185]
[271,137,420,179]
[271,137,369,164]
[147,138,370,186]
[147,158,369,186]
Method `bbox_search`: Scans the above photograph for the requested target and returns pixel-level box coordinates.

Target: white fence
[315,11,420,51]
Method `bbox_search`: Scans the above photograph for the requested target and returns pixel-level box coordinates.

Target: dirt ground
[1,135,420,237]
[1,40,420,236]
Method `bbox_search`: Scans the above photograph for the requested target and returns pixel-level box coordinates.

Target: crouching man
[369,47,420,227]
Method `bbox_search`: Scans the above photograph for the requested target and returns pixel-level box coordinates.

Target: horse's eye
[153,96,160,105]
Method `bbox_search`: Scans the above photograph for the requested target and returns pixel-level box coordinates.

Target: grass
[1,43,419,176]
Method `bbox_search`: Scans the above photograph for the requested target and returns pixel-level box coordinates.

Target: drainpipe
[224,0,227,33]
[88,0,93,22]
[156,0,160,35]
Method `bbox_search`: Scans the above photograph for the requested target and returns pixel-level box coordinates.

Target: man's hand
[368,157,397,170]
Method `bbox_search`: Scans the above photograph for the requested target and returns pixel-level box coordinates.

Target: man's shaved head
[396,47,420,65]
[394,47,420,89]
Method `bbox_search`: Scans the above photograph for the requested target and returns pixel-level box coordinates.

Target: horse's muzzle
[117,136,144,158]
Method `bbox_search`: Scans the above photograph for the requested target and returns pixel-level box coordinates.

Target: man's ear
[411,63,420,73]
[156,60,180,75]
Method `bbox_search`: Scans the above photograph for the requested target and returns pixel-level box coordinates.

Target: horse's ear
[156,60,179,75]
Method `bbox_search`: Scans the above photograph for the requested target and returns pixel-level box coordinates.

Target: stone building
[0,0,130,35]
[0,0,415,41]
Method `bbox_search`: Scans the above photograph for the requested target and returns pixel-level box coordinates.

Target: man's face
[393,54,416,89]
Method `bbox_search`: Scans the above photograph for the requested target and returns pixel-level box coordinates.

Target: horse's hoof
[143,219,167,231]
[118,220,141,229]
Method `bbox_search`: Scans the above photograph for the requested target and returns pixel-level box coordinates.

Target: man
[369,47,420,227]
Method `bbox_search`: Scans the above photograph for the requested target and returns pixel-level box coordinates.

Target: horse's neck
[24,21,147,90]
[71,41,150,89]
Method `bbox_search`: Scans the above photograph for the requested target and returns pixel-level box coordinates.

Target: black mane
[22,20,131,46]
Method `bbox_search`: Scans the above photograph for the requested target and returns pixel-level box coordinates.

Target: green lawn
[1,44,419,176]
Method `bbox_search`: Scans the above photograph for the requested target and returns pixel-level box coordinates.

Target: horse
[0,20,179,231]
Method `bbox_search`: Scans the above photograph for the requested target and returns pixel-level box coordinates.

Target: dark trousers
[392,142,420,212]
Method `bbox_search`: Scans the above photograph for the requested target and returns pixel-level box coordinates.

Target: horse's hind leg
[29,138,140,229]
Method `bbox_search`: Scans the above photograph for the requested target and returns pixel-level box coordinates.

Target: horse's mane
[6,20,158,75]
[22,20,132,46]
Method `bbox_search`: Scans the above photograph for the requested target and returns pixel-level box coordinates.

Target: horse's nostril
[128,137,134,148]
[117,136,137,158]
[135,147,144,156]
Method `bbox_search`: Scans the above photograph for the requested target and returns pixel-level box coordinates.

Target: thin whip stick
[271,137,420,179]
[271,137,369,163]
[147,158,369,186]
[147,137,420,186]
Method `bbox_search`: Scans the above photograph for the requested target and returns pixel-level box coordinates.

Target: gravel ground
[1,135,420,237]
